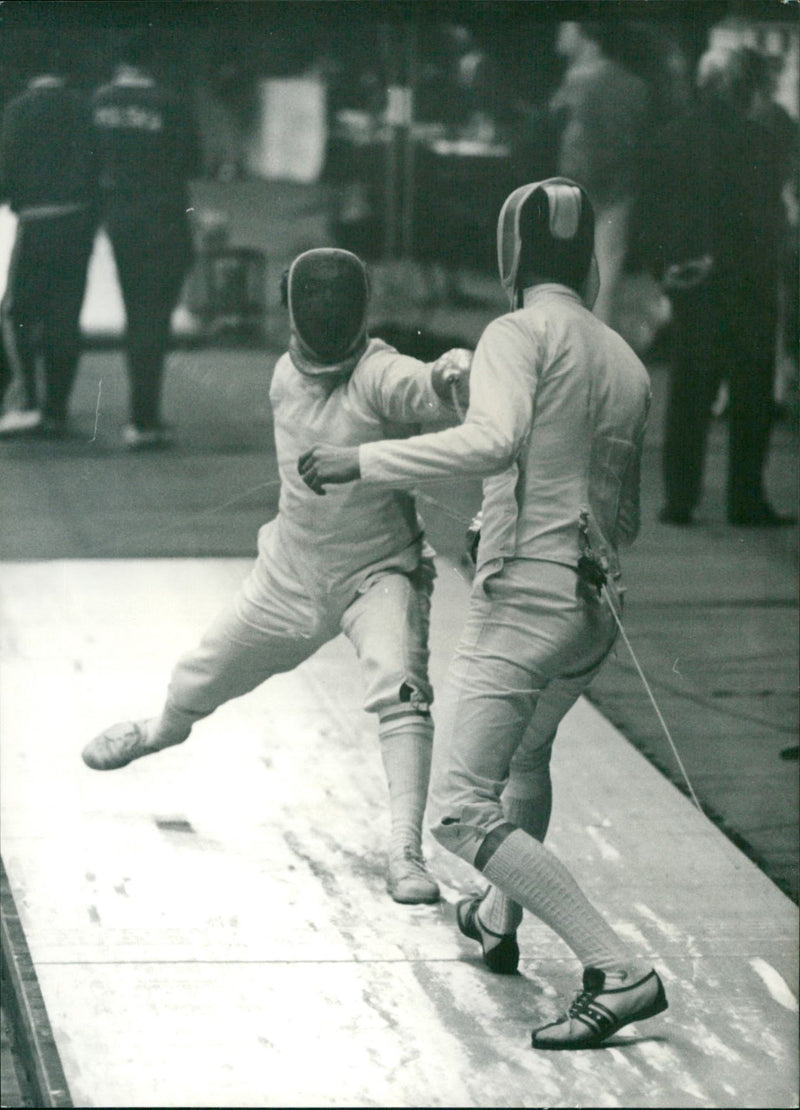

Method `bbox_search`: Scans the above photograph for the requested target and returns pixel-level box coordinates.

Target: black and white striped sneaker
[531,967,668,1049]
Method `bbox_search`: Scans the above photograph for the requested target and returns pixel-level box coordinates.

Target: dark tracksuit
[92,73,201,431]
[628,101,785,521]
[0,78,98,424]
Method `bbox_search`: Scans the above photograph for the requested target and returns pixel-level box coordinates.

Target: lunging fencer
[81,248,471,905]
[299,180,668,1048]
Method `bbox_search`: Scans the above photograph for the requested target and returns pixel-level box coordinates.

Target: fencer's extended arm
[298,320,533,494]
[358,317,535,486]
[363,346,471,426]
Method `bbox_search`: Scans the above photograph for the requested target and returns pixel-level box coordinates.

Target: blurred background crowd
[0,1,797,493]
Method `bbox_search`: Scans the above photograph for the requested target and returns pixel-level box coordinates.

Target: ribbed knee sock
[479,775,552,937]
[378,710,434,857]
[481,827,648,977]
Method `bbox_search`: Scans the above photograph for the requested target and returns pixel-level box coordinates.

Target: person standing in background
[628,44,794,527]
[0,54,98,438]
[550,21,650,331]
[92,34,202,449]
[749,50,799,425]
[550,21,689,342]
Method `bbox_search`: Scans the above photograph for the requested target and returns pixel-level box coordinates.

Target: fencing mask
[285,248,370,377]
[497,178,598,310]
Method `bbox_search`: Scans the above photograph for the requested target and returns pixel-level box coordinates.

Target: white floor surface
[1,557,797,1108]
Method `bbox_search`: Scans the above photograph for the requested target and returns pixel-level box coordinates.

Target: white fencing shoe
[82,719,181,770]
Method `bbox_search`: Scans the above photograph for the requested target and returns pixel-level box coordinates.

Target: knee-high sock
[480,827,647,976]
[379,709,433,856]
[479,770,552,937]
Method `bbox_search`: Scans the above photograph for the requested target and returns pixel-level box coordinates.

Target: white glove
[430,347,472,416]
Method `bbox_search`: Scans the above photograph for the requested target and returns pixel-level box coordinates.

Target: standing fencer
[299,180,668,1048]
[82,248,471,905]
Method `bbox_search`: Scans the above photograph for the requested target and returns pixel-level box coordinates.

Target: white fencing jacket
[261,338,456,598]
[359,285,651,584]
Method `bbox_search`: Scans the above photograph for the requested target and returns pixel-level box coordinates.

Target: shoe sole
[388,886,441,905]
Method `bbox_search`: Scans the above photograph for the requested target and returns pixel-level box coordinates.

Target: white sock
[479,772,552,938]
[481,828,646,976]
[379,709,433,857]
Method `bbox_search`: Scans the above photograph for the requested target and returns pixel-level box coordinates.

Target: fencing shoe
[387,847,440,904]
[82,719,182,770]
[456,893,520,974]
[531,966,668,1049]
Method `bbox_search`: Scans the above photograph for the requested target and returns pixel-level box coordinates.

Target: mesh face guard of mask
[287,248,370,374]
[496,178,596,309]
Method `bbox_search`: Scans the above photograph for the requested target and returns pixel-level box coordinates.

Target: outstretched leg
[475,717,555,946]
[83,555,330,769]
[432,654,664,1046]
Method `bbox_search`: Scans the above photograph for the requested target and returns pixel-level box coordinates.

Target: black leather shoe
[456,894,519,974]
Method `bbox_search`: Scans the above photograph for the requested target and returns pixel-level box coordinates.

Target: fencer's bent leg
[479,662,613,937]
[431,561,647,976]
[82,543,331,770]
[153,555,332,743]
[479,722,555,938]
[342,562,439,903]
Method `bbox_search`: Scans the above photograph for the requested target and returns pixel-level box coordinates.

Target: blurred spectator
[550,21,689,335]
[417,24,505,141]
[0,56,98,438]
[628,44,794,527]
[92,34,202,449]
[750,50,799,423]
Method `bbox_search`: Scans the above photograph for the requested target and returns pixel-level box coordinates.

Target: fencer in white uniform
[82,247,471,905]
[299,181,669,1048]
